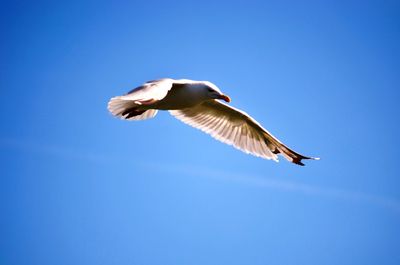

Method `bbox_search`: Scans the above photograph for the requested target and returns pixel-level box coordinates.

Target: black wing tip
[293,159,306,166]
[293,156,320,166]
[120,108,146,119]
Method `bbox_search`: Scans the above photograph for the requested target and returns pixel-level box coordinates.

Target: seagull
[108,78,319,166]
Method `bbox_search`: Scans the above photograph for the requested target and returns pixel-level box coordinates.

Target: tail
[107,97,158,121]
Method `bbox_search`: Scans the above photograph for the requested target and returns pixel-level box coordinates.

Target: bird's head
[202,82,231,103]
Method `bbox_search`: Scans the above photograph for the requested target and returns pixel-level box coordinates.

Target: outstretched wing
[170,100,318,165]
[108,78,176,120]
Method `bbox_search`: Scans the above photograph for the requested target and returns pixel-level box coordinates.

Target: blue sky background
[1,0,400,264]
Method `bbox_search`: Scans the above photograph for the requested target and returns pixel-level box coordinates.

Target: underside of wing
[170,100,279,161]
[170,100,318,165]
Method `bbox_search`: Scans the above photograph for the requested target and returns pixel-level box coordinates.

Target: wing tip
[292,156,320,166]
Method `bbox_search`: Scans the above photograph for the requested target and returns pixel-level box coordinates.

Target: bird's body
[108,78,319,166]
[151,82,206,110]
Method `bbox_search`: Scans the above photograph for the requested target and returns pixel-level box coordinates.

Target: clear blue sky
[1,0,400,264]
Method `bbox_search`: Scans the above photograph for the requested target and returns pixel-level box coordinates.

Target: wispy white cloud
[0,137,112,164]
[150,162,400,215]
[2,137,400,214]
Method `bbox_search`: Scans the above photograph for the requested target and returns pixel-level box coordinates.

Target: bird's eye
[207,88,214,92]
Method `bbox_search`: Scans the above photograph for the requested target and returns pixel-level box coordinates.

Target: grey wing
[170,100,318,165]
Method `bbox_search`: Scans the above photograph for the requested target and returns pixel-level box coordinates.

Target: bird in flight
[108,78,319,166]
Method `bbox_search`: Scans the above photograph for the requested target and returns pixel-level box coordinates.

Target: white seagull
[108,78,319,166]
